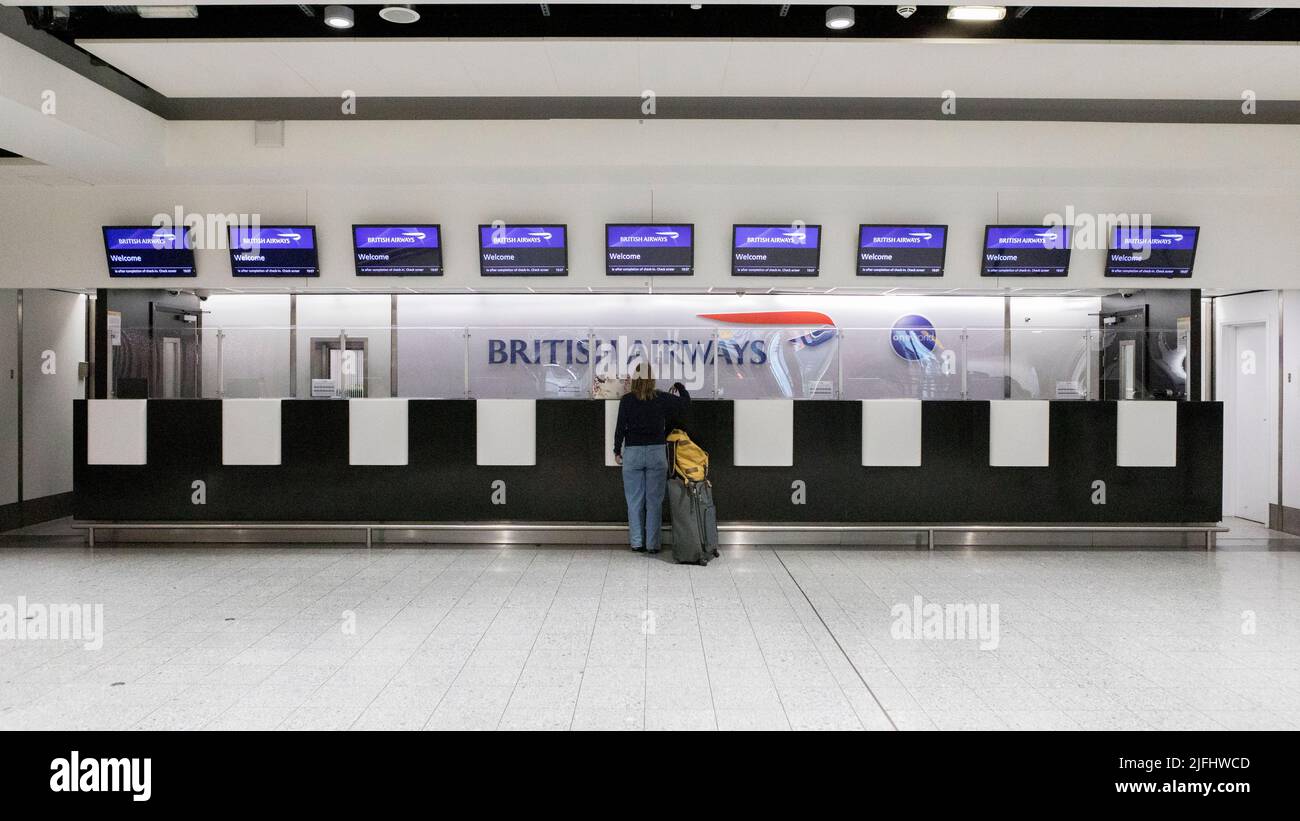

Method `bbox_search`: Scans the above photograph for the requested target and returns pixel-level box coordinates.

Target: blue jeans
[621,444,668,550]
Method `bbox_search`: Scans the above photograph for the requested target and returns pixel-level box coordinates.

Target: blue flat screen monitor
[102,226,196,278]
[352,225,442,276]
[1106,225,1199,278]
[478,224,568,276]
[605,224,693,276]
[981,225,1072,276]
[857,225,947,276]
[228,226,319,277]
[731,224,821,276]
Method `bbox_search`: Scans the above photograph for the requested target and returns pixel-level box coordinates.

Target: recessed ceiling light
[825,5,855,30]
[947,5,1007,21]
[135,5,199,19]
[379,4,421,24]
[690,3,703,9]
[323,5,354,29]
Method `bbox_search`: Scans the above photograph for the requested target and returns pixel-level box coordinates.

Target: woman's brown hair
[629,361,657,401]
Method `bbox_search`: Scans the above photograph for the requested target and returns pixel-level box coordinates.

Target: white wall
[0,290,16,507]
[21,290,86,500]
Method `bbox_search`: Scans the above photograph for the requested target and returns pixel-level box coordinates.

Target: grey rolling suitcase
[668,477,721,565]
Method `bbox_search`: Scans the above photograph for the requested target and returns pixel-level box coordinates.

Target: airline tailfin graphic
[698,311,834,326]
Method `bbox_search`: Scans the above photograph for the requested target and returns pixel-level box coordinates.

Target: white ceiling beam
[0,31,166,182]
[74,37,1300,101]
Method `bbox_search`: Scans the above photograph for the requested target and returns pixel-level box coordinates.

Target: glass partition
[116,325,1191,402]
[1008,327,1093,400]
[590,327,716,399]
[395,326,467,399]
[200,326,290,398]
[842,325,959,400]
[465,326,591,399]
[714,325,838,400]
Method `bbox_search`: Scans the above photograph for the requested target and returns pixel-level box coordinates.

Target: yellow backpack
[667,429,709,482]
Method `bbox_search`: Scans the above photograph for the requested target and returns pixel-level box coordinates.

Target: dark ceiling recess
[19,4,1300,42]
[0,149,22,159]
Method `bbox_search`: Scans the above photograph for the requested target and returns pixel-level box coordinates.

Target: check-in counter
[73,398,1222,524]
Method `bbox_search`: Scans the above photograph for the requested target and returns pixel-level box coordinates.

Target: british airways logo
[487,336,768,366]
[491,231,551,244]
[484,310,838,367]
[363,231,426,244]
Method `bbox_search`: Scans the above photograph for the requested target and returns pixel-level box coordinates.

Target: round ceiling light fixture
[379,4,421,24]
[825,6,855,30]
[323,5,354,29]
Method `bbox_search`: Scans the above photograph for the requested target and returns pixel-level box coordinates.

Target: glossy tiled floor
[1,524,1298,731]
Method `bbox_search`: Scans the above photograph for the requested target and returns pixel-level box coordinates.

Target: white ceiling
[77,36,1300,99]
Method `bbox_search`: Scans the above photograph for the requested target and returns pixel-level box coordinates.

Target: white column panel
[862,399,922,467]
[87,399,147,465]
[989,400,1050,467]
[605,399,619,467]
[348,398,408,466]
[734,400,793,467]
[0,291,16,506]
[222,399,282,466]
[476,399,536,466]
[1117,401,1178,467]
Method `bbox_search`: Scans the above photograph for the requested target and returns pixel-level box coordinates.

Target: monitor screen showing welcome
[228,226,319,277]
[478,225,568,276]
[102,226,196,278]
[605,224,693,275]
[857,225,947,276]
[731,224,821,276]
[981,226,1072,276]
[1106,225,1199,278]
[352,225,442,275]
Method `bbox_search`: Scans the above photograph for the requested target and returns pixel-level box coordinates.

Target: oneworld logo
[890,314,938,361]
[50,751,151,802]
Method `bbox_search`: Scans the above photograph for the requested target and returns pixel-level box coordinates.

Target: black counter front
[73,399,1223,524]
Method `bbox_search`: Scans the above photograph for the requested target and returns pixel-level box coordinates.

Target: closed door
[1230,323,1268,522]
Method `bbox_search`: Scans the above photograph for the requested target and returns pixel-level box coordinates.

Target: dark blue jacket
[613,386,691,456]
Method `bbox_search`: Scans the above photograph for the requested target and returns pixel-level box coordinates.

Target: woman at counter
[612,363,690,554]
